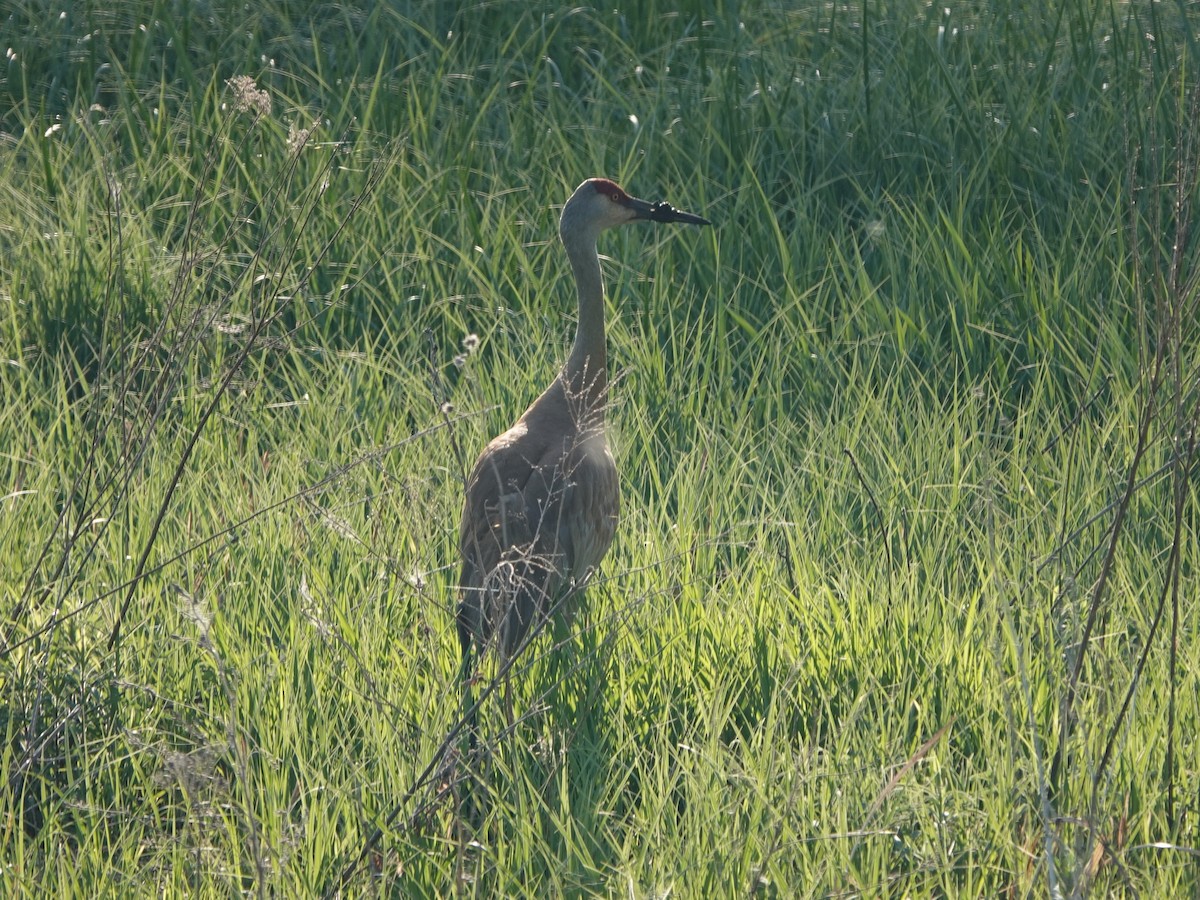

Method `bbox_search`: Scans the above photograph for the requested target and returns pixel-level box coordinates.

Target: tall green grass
[2,0,1199,895]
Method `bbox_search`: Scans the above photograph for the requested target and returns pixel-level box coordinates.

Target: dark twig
[843,448,893,572]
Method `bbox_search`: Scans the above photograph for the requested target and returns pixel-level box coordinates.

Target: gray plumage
[456,178,710,665]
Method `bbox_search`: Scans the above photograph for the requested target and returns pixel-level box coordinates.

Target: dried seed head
[226,75,272,117]
[287,120,316,153]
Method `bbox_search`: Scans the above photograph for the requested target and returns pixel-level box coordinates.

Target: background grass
[3,0,1200,895]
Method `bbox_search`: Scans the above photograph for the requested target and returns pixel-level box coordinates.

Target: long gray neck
[561,230,607,413]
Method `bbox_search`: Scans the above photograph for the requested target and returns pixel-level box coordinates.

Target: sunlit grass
[2,0,1199,895]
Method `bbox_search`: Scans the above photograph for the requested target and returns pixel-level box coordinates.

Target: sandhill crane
[456,178,710,688]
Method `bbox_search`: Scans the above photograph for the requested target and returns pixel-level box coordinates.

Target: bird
[455,177,710,689]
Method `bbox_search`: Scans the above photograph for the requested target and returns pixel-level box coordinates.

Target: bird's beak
[626,196,711,226]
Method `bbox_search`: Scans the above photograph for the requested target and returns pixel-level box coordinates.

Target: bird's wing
[457,423,573,654]
[559,437,619,582]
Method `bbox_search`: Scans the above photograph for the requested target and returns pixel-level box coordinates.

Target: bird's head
[559,178,710,243]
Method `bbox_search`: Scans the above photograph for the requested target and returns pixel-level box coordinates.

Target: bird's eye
[592,179,626,203]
